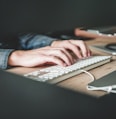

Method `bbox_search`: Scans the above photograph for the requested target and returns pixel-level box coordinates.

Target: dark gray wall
[0,0,116,35]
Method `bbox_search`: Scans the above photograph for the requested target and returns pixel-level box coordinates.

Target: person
[0,33,91,69]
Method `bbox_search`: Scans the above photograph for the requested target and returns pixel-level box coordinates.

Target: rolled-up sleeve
[0,49,15,69]
[19,33,57,50]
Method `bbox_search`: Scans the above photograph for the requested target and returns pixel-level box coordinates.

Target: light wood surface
[7,37,116,98]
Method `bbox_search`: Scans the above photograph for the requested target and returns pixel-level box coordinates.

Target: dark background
[0,0,116,36]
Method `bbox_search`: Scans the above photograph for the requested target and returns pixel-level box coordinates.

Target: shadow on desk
[1,69,116,119]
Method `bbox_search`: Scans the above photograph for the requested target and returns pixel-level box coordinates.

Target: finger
[43,55,68,67]
[86,46,92,57]
[69,40,90,57]
[61,40,83,59]
[38,48,74,65]
[47,49,73,66]
[53,48,74,64]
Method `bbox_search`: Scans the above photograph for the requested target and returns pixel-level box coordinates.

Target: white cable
[80,70,116,94]
[79,70,95,82]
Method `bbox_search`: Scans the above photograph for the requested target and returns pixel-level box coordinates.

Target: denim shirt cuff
[0,49,15,69]
[19,34,58,49]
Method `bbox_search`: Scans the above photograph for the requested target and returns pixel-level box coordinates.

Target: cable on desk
[79,70,95,83]
[87,85,116,94]
[83,70,116,94]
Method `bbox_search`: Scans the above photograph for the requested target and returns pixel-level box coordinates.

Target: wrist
[8,50,22,66]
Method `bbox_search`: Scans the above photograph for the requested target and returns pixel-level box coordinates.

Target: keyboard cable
[79,69,95,82]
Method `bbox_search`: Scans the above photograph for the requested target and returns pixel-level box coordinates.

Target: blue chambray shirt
[0,33,57,69]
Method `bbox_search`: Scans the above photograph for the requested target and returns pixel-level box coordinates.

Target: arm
[1,34,91,69]
[18,33,57,49]
[8,39,91,68]
[0,33,59,69]
[0,34,57,69]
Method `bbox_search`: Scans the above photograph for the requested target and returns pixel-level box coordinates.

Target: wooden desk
[7,38,116,98]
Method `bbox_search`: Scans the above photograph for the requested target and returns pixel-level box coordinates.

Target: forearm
[19,33,57,50]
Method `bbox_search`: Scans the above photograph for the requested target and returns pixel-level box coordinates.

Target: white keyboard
[24,56,111,84]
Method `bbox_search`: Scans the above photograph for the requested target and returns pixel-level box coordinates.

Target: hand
[8,46,75,67]
[51,39,91,59]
